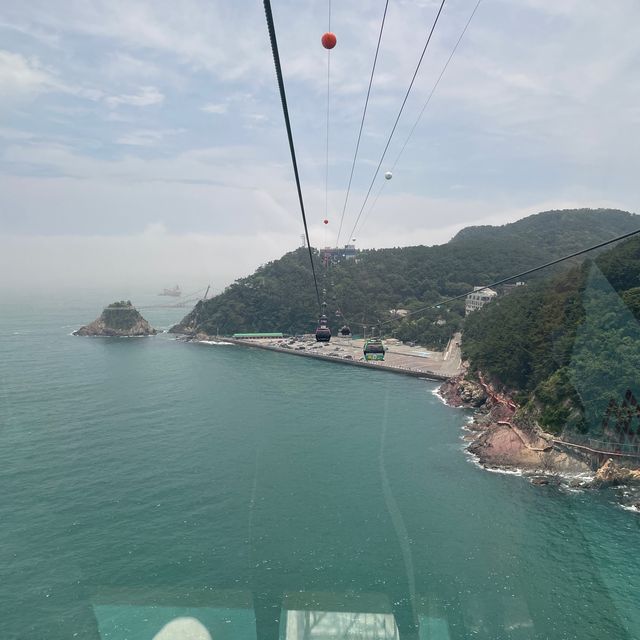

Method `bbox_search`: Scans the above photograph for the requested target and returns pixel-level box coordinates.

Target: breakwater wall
[219,337,451,381]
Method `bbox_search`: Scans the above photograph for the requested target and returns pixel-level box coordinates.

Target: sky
[1,0,639,293]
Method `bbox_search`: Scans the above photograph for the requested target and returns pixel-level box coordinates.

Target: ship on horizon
[158,285,182,297]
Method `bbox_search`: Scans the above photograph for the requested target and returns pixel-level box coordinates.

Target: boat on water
[158,285,182,297]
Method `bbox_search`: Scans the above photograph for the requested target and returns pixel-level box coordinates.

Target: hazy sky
[1,0,639,292]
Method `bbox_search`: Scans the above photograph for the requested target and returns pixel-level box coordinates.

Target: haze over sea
[1,290,639,640]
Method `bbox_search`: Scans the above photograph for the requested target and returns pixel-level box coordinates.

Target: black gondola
[315,314,331,342]
[315,326,332,342]
[340,325,351,336]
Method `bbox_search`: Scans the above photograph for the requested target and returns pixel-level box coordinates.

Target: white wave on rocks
[620,503,640,513]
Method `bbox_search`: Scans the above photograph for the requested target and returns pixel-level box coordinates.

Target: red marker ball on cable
[323,219,329,225]
[321,32,337,49]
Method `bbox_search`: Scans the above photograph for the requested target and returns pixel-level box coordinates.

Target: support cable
[357,0,483,237]
[263,0,322,311]
[324,0,332,231]
[347,0,447,242]
[335,0,390,247]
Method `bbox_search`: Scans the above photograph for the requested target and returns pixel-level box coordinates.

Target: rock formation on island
[74,301,158,337]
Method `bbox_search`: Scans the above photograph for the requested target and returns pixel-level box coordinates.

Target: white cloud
[3,141,276,188]
[0,19,61,48]
[2,1,271,81]
[104,52,161,80]
[115,128,184,147]
[0,227,297,295]
[0,48,104,104]
[201,102,227,115]
[0,49,53,95]
[243,113,268,129]
[0,127,35,140]
[106,85,164,108]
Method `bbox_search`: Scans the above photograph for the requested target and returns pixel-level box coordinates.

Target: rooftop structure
[321,244,357,266]
[465,286,498,316]
[502,281,527,294]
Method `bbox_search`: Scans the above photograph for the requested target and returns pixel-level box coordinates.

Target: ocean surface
[1,291,639,640]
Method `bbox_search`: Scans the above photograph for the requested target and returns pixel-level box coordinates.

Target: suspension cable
[347,0,447,242]
[357,0,483,237]
[380,227,640,326]
[335,0,390,247]
[324,0,332,231]
[263,0,322,311]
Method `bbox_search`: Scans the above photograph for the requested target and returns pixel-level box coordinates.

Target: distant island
[74,301,158,337]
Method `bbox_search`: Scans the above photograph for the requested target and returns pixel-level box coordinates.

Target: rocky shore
[440,374,640,504]
[74,301,157,337]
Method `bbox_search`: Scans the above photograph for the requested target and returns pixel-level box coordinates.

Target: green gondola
[363,338,385,361]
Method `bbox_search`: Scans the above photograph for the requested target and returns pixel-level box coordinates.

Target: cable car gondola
[340,325,351,336]
[363,338,385,361]
[315,326,332,342]
[315,315,331,342]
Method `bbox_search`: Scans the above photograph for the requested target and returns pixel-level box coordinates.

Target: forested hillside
[171,208,639,349]
[463,236,640,438]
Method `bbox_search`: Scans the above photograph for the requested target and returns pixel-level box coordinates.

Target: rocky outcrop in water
[439,375,487,407]
[74,301,157,337]
[593,458,640,487]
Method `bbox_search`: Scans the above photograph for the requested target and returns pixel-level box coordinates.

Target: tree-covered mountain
[171,208,639,348]
[462,236,640,440]
[450,208,637,247]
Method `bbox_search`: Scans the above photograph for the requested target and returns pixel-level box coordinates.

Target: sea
[1,290,639,640]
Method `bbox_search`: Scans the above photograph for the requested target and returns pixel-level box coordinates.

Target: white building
[465,286,498,315]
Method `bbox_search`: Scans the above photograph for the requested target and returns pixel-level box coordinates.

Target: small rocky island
[74,301,158,337]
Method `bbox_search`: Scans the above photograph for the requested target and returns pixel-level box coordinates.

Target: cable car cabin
[315,326,332,342]
[363,338,385,361]
[339,325,351,336]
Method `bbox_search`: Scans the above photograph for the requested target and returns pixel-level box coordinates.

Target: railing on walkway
[552,435,640,458]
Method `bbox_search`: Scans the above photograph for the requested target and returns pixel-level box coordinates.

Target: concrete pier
[206,333,463,381]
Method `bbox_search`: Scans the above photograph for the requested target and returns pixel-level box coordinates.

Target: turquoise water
[1,293,639,640]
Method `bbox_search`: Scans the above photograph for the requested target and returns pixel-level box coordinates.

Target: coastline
[439,374,640,510]
[177,328,640,512]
